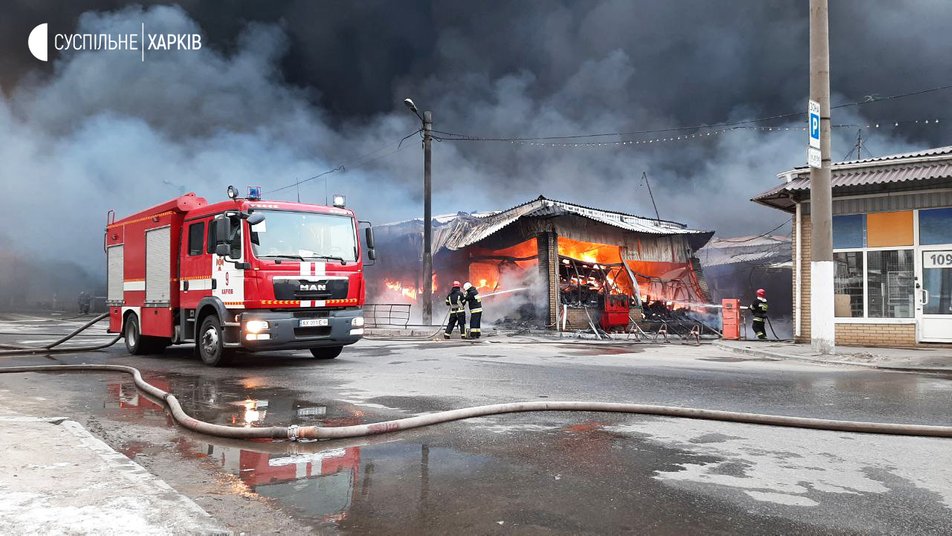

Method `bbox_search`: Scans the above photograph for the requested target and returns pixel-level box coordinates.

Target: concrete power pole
[810,0,835,354]
[422,110,433,326]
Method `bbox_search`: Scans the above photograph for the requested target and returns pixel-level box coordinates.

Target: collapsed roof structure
[372,196,714,329]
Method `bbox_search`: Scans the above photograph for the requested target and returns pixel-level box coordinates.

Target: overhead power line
[435,82,952,143]
[265,129,421,196]
[716,219,793,243]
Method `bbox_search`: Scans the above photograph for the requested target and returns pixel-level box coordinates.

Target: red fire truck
[104,186,375,366]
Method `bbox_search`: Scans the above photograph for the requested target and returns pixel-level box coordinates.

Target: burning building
[370,196,713,331]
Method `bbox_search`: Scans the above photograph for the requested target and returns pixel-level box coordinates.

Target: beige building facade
[755,147,952,347]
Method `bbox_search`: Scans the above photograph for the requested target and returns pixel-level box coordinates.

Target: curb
[61,420,231,536]
[0,416,230,536]
[713,341,952,374]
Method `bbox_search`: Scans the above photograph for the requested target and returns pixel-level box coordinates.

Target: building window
[867,250,914,318]
[832,214,865,249]
[833,252,864,317]
[919,207,952,245]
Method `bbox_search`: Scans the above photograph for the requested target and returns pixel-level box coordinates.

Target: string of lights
[435,117,944,149]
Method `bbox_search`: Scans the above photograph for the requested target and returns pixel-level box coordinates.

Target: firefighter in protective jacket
[463,282,482,339]
[444,281,466,339]
[750,288,768,340]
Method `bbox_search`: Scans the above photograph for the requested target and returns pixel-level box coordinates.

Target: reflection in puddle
[202,442,362,524]
[104,371,371,525]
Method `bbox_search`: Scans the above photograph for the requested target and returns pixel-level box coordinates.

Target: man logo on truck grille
[300,283,327,292]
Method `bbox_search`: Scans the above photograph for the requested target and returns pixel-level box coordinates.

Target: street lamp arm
[404,98,424,122]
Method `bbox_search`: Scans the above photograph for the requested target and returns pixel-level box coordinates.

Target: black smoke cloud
[0,1,950,299]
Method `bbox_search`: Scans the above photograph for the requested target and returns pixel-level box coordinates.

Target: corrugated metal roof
[697,235,791,268]
[753,145,952,207]
[377,196,712,252]
[440,196,710,250]
[839,145,952,164]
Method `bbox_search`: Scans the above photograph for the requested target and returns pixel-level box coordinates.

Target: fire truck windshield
[250,210,357,263]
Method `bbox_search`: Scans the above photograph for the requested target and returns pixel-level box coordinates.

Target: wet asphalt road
[1,314,952,534]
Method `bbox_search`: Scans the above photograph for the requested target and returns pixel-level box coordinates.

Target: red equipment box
[721,298,741,340]
[600,294,631,330]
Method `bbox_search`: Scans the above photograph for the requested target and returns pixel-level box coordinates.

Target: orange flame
[557,237,620,264]
[384,279,418,300]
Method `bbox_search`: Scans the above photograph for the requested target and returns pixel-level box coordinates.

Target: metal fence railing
[364,303,412,328]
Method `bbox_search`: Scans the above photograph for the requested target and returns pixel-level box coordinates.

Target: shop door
[917,248,952,342]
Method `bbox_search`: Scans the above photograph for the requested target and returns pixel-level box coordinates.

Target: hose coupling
[287,425,300,441]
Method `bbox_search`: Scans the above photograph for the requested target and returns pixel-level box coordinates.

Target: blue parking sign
[808,100,821,149]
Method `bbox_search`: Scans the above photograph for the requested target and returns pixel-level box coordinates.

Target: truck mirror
[215,216,230,244]
[247,213,265,226]
[368,248,377,261]
[215,243,230,257]
[364,227,375,249]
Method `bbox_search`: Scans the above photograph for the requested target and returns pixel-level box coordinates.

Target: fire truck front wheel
[198,315,232,367]
[309,346,343,360]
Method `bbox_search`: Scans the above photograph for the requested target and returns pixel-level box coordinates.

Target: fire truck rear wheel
[124,315,147,355]
[309,346,343,360]
[124,315,168,355]
[198,316,231,367]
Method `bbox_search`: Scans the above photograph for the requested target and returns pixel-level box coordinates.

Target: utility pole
[404,98,433,325]
[809,0,835,354]
[422,110,433,325]
[854,129,864,160]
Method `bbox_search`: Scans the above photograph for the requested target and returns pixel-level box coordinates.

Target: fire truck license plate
[299,318,329,327]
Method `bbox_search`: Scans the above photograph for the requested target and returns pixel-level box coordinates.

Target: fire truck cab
[104,187,375,366]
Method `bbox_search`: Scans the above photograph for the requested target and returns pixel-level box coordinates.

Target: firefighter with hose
[463,281,482,339]
[444,281,466,339]
[749,288,768,340]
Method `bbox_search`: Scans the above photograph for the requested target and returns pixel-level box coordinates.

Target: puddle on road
[556,343,647,356]
[103,370,368,429]
[99,372,845,534]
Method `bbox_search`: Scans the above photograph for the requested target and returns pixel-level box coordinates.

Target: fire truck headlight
[351,317,364,327]
[245,320,270,334]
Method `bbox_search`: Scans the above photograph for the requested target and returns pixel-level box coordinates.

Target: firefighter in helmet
[463,281,482,339]
[750,288,768,340]
[444,281,466,339]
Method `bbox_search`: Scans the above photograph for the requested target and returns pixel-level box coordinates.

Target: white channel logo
[29,23,49,62]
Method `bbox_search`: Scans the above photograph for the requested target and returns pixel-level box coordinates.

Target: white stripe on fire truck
[179,279,213,291]
[123,281,145,292]
[298,261,327,276]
